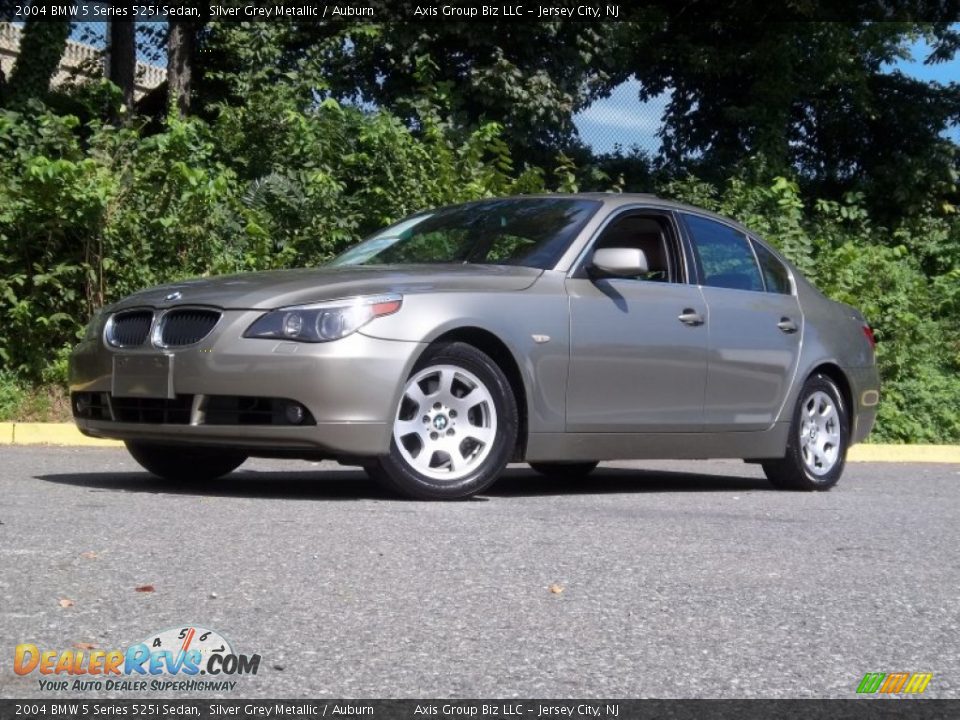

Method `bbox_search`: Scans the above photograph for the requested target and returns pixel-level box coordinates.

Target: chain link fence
[574,77,666,157]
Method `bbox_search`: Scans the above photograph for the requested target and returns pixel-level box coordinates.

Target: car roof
[476,192,805,278]
[476,192,758,236]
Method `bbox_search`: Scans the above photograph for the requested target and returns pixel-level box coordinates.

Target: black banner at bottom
[1,700,959,720]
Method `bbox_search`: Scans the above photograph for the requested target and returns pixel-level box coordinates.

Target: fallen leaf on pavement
[58,598,75,608]
[74,642,97,650]
[134,585,155,593]
[80,551,98,560]
[548,584,565,594]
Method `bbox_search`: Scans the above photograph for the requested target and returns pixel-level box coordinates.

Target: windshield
[330,198,601,270]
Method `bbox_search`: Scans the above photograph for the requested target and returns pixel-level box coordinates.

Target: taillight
[862,323,876,350]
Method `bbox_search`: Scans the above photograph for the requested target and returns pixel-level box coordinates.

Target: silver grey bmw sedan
[70,194,879,499]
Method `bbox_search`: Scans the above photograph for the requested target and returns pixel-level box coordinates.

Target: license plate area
[112,354,174,399]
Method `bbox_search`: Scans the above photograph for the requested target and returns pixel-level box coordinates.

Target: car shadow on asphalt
[34,465,772,501]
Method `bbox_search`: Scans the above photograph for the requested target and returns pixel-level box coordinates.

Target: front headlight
[243,294,402,343]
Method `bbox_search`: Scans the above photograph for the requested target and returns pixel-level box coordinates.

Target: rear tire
[367,342,518,500]
[529,461,599,479]
[762,373,848,491]
[125,441,247,481]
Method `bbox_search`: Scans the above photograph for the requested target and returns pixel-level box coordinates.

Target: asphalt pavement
[1,447,958,699]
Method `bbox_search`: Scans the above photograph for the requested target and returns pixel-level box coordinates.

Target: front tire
[125,441,247,481]
[762,373,848,491]
[367,342,518,500]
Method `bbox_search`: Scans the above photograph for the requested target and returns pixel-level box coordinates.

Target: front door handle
[777,317,798,334]
[678,309,705,326]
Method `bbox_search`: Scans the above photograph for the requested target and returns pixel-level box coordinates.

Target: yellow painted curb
[0,423,957,461]
[4,423,122,447]
[848,444,960,464]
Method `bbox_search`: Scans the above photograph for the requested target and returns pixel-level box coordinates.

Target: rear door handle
[678,309,705,326]
[777,317,798,334]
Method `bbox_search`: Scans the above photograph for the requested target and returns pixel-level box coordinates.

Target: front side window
[591,214,679,282]
[751,239,793,294]
[684,214,763,292]
[331,198,601,270]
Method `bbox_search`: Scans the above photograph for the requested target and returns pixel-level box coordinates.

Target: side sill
[524,424,790,462]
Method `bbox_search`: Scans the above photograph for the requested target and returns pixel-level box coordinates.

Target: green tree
[621,16,960,219]
[194,20,620,165]
[3,5,70,107]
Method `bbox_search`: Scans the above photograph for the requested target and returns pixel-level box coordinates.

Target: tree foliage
[193,20,619,164]
[621,17,960,220]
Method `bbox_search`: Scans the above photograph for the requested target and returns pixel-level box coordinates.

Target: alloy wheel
[393,364,498,481]
[798,390,842,476]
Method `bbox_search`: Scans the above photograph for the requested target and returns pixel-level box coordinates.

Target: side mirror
[590,247,649,278]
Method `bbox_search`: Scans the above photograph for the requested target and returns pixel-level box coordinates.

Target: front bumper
[69,310,425,457]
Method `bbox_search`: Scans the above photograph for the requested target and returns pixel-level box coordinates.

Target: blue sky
[574,36,960,154]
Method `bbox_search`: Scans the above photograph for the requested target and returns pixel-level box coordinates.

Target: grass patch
[0,374,72,422]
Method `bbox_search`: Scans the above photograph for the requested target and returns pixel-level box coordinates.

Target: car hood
[111,264,544,311]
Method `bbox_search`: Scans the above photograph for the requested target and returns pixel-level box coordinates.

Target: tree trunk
[108,18,136,111]
[4,4,71,106]
[167,20,195,117]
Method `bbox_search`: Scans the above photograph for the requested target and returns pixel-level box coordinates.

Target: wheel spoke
[410,447,436,472]
[463,425,495,447]
[405,383,428,410]
[450,388,477,415]
[443,443,461,472]
[395,420,425,440]
[435,368,455,398]
[813,447,825,469]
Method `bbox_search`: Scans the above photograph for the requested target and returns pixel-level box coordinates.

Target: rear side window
[683,214,763,292]
[751,240,792,294]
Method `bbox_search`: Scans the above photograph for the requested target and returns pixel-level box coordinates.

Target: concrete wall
[0,22,166,99]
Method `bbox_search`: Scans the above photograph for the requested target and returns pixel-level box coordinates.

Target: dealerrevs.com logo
[14,626,260,693]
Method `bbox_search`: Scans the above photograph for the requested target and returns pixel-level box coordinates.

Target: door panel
[566,278,709,432]
[679,212,803,432]
[700,287,802,430]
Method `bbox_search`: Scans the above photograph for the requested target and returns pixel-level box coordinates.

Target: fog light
[285,403,305,425]
[74,395,90,416]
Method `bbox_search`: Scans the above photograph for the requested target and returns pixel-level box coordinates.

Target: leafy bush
[0,99,957,442]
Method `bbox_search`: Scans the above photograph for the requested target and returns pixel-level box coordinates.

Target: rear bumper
[69,315,425,457]
[845,365,880,445]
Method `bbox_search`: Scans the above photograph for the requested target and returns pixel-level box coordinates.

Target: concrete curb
[0,423,122,448]
[846,444,960,464]
[0,423,958,462]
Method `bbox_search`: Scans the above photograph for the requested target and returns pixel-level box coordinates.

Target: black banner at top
[2,0,960,23]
